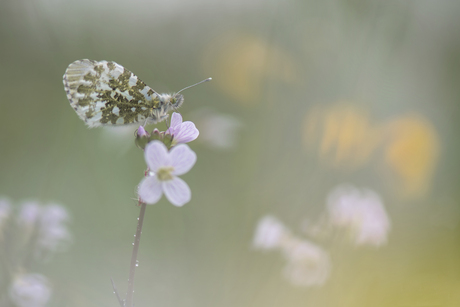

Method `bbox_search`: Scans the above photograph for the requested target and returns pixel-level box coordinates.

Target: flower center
[156,166,175,181]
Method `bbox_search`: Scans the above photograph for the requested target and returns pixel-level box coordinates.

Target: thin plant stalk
[125,202,147,307]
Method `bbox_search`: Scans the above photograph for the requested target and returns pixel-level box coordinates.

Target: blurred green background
[1,0,460,306]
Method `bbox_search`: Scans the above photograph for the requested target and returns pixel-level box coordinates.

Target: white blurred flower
[253,215,289,250]
[17,202,43,245]
[190,109,242,149]
[18,202,41,228]
[281,238,331,287]
[9,273,52,307]
[18,202,72,256]
[327,184,391,247]
[36,204,72,253]
[253,215,331,287]
[138,141,197,206]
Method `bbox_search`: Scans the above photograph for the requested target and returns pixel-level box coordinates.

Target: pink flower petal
[144,141,171,172]
[169,144,197,176]
[173,121,199,144]
[166,112,183,135]
[138,175,163,204]
[162,177,191,206]
[170,112,183,127]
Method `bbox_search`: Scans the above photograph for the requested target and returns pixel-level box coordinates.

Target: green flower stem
[125,201,147,307]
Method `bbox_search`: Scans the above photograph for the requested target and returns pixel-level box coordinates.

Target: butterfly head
[171,94,184,109]
[169,77,211,110]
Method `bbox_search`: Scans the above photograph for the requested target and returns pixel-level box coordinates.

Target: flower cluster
[252,185,390,288]
[0,198,72,307]
[253,216,331,287]
[136,113,199,207]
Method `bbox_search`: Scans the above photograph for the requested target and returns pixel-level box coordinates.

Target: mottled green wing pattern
[63,59,163,127]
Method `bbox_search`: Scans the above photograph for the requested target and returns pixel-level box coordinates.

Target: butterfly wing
[63,59,163,127]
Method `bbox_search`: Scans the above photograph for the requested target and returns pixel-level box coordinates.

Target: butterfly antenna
[175,78,212,96]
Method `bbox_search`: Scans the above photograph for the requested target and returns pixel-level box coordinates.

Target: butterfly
[63,59,210,127]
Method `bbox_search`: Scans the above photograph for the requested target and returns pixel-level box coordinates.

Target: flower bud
[149,128,162,141]
[135,126,151,150]
[162,133,174,148]
[137,126,149,138]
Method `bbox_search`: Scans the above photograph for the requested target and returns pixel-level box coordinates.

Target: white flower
[9,273,52,307]
[166,112,199,145]
[327,184,391,247]
[253,215,289,250]
[281,238,331,287]
[138,141,197,206]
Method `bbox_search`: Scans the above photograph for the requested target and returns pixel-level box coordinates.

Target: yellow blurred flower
[303,103,382,169]
[202,33,297,105]
[303,104,440,198]
[383,115,440,198]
